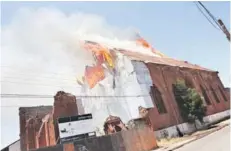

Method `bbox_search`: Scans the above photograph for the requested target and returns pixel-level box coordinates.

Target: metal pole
[217,19,230,42]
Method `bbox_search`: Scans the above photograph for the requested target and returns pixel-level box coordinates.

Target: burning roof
[82,39,213,72]
[79,36,214,89]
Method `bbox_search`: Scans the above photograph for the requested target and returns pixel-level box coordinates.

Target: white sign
[58,114,95,140]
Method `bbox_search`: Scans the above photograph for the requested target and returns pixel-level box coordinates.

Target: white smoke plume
[1,7,154,92]
[1,7,155,147]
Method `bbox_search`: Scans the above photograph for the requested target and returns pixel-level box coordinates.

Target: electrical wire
[1,80,80,88]
[0,93,150,108]
[194,2,221,30]
[0,93,148,98]
[1,65,78,78]
[2,76,76,83]
[197,1,222,30]
[1,65,80,76]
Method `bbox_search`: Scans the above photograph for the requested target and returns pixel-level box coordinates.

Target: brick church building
[16,49,230,151]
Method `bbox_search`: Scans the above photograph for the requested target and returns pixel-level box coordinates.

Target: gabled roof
[116,49,214,72]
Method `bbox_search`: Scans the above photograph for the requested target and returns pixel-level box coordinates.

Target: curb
[163,123,229,151]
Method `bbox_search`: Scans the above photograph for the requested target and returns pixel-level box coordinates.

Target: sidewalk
[153,119,230,151]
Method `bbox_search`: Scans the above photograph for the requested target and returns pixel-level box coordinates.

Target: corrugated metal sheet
[131,60,154,108]
[118,50,214,72]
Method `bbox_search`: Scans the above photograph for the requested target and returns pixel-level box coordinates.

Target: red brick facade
[19,106,53,151]
[19,91,78,151]
[145,63,230,130]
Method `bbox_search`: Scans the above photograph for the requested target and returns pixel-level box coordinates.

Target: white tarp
[131,60,154,108]
[80,51,153,135]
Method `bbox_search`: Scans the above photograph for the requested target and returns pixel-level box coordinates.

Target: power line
[194,2,220,30]
[194,1,230,41]
[1,65,81,75]
[197,1,223,30]
[0,93,149,98]
[1,106,32,108]
[0,93,150,108]
[1,80,80,88]
[1,65,78,78]
[2,76,76,83]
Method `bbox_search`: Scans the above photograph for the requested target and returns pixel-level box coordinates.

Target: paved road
[174,125,230,151]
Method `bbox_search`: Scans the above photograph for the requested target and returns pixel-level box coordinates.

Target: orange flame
[84,65,105,89]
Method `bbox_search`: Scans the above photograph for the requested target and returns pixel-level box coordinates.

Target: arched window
[150,85,167,114]
[200,85,211,105]
[218,86,228,102]
[210,86,220,103]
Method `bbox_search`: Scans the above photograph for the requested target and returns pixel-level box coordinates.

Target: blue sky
[0,1,230,148]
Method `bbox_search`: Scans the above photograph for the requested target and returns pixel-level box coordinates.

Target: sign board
[58,114,96,143]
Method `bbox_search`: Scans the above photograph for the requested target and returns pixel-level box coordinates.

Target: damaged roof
[117,49,214,72]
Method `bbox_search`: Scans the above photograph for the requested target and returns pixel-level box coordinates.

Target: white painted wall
[154,109,230,139]
[81,53,151,136]
[203,110,230,123]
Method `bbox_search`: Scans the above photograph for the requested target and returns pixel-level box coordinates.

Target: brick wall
[19,106,52,151]
[52,91,79,145]
[46,118,56,146]
[52,91,78,120]
[36,123,46,148]
[19,91,79,151]
[146,63,230,130]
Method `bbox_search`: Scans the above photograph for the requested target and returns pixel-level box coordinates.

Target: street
[174,125,230,151]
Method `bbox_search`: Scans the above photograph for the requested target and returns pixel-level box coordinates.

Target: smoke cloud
[1,7,156,147]
[1,7,153,92]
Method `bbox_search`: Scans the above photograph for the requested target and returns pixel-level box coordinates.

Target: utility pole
[195,1,230,42]
[217,19,230,42]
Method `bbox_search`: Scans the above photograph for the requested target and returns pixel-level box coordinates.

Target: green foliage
[173,79,207,123]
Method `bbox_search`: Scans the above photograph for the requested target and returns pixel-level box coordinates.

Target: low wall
[30,127,158,151]
[154,110,230,140]
[154,123,196,140]
[203,110,230,124]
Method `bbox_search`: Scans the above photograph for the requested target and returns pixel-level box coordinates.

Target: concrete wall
[203,109,230,124]
[154,109,230,140]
